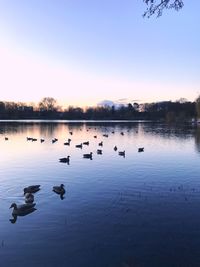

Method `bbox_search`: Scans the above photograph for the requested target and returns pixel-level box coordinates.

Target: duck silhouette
[59,156,70,164]
[97,149,102,155]
[83,141,89,145]
[10,203,36,216]
[118,151,125,157]
[98,141,103,147]
[64,141,70,146]
[76,144,83,149]
[53,184,65,194]
[24,185,40,194]
[53,184,65,199]
[83,152,93,159]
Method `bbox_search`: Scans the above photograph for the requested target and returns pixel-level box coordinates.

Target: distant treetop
[143,0,184,17]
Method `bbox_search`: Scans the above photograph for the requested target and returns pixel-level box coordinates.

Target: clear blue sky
[0,0,199,107]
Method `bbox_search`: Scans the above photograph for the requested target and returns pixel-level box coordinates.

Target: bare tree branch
[143,0,184,18]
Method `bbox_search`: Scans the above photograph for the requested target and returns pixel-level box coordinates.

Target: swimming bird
[53,184,65,195]
[24,185,40,194]
[118,151,125,157]
[103,134,108,138]
[94,135,97,138]
[40,139,45,143]
[32,138,37,142]
[76,143,83,149]
[59,156,70,164]
[83,141,89,145]
[83,152,93,159]
[97,149,102,155]
[138,147,144,152]
[25,193,34,203]
[114,146,117,151]
[10,203,36,215]
[98,141,103,147]
[64,141,70,146]
[120,132,124,136]
[69,131,73,135]
[5,137,8,140]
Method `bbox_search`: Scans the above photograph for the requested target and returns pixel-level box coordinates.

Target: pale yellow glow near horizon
[0,38,198,108]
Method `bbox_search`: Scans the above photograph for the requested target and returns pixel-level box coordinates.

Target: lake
[0,121,200,267]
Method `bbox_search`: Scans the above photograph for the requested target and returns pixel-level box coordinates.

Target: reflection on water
[10,208,37,224]
[1,121,200,267]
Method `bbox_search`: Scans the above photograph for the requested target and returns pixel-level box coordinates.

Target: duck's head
[60,184,64,188]
[23,188,28,194]
[10,203,17,209]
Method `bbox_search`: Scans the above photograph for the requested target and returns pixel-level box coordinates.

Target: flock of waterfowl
[3,127,144,223]
[9,184,65,223]
[3,128,144,163]
[26,129,144,163]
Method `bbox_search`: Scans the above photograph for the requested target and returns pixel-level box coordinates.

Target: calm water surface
[0,121,200,267]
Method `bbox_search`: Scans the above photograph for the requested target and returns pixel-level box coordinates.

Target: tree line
[0,97,198,122]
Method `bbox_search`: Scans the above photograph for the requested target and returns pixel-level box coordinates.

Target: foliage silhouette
[0,97,196,122]
[143,0,184,17]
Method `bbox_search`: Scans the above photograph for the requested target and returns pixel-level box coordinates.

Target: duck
[76,143,83,149]
[120,132,124,136]
[94,135,97,138]
[83,152,93,159]
[24,185,40,194]
[59,156,70,164]
[5,137,9,141]
[103,134,108,138]
[114,146,117,151]
[83,141,89,145]
[98,141,103,147]
[64,141,70,146]
[69,131,73,135]
[97,149,102,155]
[25,193,34,203]
[32,138,37,142]
[40,139,45,143]
[138,147,144,152]
[53,184,65,195]
[118,151,125,157]
[10,203,36,216]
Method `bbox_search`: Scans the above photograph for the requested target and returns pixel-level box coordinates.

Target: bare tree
[143,0,184,17]
[39,97,57,112]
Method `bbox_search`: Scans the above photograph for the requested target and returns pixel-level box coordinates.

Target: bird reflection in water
[53,184,65,200]
[9,207,37,224]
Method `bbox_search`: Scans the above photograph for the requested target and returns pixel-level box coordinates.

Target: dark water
[0,121,200,267]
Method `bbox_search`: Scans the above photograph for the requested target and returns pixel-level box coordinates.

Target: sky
[0,0,200,107]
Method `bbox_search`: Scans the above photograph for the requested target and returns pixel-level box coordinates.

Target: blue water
[0,121,200,267]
